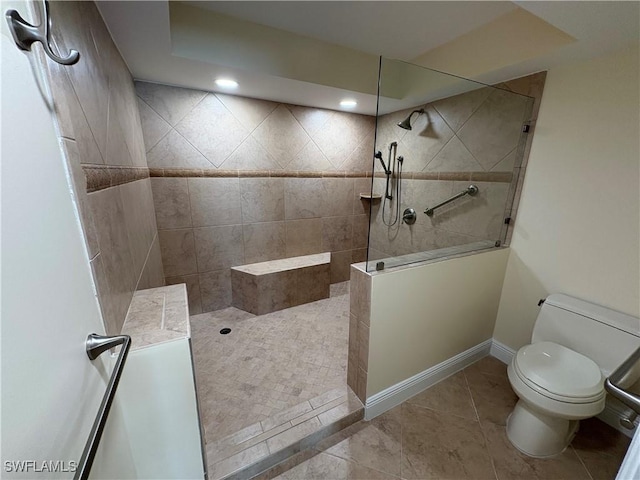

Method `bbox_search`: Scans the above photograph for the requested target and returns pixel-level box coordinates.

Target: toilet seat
[513,342,605,404]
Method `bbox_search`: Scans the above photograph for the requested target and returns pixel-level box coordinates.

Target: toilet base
[506,400,579,458]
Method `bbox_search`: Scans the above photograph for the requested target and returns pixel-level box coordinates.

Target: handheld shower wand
[374,150,390,174]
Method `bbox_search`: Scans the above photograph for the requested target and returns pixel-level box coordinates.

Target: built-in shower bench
[231,252,330,315]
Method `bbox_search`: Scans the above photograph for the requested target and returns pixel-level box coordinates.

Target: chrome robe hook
[5,0,79,65]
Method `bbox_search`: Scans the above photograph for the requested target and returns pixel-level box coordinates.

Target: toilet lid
[514,342,604,400]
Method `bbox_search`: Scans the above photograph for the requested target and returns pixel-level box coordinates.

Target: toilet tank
[533,294,640,379]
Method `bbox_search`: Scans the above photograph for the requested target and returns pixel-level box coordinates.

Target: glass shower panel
[366,58,534,272]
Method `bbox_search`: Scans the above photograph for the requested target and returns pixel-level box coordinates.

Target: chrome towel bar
[75,334,131,480]
[424,184,478,216]
[605,345,640,417]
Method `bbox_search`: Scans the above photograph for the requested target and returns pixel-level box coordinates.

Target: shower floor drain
[219,328,231,335]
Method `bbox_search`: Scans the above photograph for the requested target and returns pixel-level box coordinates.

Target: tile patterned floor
[190,282,350,444]
[266,357,631,480]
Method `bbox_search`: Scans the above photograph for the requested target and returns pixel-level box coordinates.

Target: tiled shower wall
[369,73,545,260]
[135,82,375,314]
[39,1,164,335]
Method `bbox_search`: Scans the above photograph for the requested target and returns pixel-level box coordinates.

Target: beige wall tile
[288,105,334,135]
[194,225,244,271]
[322,216,353,252]
[220,136,281,171]
[138,235,165,290]
[287,141,333,172]
[352,215,370,250]
[322,178,354,217]
[398,106,455,172]
[353,178,373,215]
[431,87,492,132]
[352,248,367,263]
[426,136,484,172]
[243,222,286,263]
[285,219,323,257]
[435,181,509,240]
[45,59,104,165]
[120,179,157,276]
[312,112,374,168]
[50,1,109,159]
[158,229,197,276]
[151,177,192,229]
[284,178,323,220]
[200,270,233,311]
[166,274,202,315]
[253,105,310,166]
[147,129,212,169]
[240,178,285,223]
[340,130,375,171]
[215,93,278,131]
[90,253,119,335]
[44,2,162,336]
[457,89,528,171]
[176,94,249,167]
[135,81,207,127]
[330,250,353,283]
[137,97,171,153]
[189,178,242,227]
[89,188,137,333]
[60,139,99,258]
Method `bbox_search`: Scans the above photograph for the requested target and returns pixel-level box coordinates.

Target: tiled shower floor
[190,282,350,445]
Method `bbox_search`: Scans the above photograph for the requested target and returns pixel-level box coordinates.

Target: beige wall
[367,248,509,396]
[42,1,164,335]
[493,46,640,350]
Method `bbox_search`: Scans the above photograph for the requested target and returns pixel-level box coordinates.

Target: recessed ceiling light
[215,78,238,88]
[340,99,357,108]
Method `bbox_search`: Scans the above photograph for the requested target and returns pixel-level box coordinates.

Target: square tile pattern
[191,283,350,445]
[264,357,630,480]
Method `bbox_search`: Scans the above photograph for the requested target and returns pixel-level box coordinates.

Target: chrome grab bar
[75,334,131,480]
[605,345,640,415]
[424,184,478,216]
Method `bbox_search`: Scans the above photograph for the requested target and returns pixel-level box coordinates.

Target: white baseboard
[364,339,492,420]
[489,339,515,364]
[488,340,636,438]
[365,337,637,438]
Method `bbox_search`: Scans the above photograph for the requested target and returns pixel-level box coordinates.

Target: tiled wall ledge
[83,165,150,192]
[147,168,512,183]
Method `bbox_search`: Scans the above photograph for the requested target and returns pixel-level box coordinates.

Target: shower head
[397,108,426,131]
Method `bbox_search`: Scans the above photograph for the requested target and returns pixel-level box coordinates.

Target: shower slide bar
[74,334,131,480]
[424,184,478,216]
[605,345,640,420]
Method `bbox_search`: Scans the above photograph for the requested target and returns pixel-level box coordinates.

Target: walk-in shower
[367,57,534,272]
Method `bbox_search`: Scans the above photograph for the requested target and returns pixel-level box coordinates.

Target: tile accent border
[83,165,150,192]
[147,168,513,183]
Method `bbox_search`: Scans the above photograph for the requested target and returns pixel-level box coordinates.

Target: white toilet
[506,294,640,458]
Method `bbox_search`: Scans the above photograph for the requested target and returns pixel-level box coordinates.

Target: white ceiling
[182,1,517,60]
[97,1,640,116]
